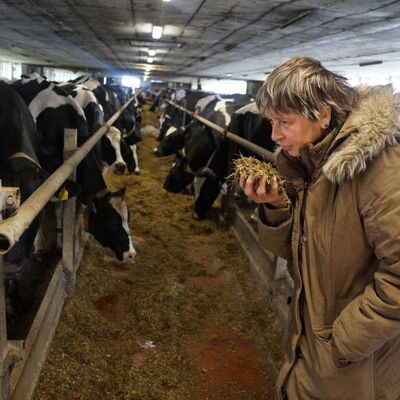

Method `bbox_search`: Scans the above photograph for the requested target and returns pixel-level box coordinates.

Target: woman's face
[266,108,329,157]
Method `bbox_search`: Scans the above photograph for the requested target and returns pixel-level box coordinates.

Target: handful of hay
[229,156,290,205]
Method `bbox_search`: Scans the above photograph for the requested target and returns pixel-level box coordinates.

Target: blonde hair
[256,56,358,129]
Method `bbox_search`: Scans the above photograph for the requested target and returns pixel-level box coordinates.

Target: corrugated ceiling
[0,0,399,81]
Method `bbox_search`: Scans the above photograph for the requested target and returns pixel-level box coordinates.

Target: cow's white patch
[214,98,234,127]
[131,144,140,173]
[235,101,258,115]
[74,84,98,109]
[193,176,206,200]
[166,126,177,136]
[109,196,136,257]
[29,84,85,122]
[175,89,186,102]
[21,72,45,84]
[195,95,219,113]
[106,127,125,165]
[75,77,100,91]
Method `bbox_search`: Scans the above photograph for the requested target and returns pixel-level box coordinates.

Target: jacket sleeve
[257,203,293,261]
[333,146,400,361]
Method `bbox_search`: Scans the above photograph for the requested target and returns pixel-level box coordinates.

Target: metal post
[219,139,238,228]
[0,182,21,400]
[0,179,10,400]
[62,129,77,296]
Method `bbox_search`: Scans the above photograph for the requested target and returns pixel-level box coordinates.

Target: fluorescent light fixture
[152,25,163,39]
[148,49,156,56]
[280,10,311,29]
[121,75,141,88]
[359,60,383,67]
[201,79,247,95]
[163,0,171,2]
[147,57,154,63]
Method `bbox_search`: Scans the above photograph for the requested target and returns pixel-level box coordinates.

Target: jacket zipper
[290,182,309,357]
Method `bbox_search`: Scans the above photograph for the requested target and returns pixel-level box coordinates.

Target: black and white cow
[107,84,142,174]
[58,82,132,175]
[12,73,136,262]
[158,89,213,142]
[72,77,140,175]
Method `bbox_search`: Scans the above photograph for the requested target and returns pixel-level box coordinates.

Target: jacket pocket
[312,332,375,400]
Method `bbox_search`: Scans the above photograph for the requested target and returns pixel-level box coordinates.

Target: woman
[240,56,400,399]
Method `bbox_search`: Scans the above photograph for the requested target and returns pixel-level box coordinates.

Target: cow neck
[10,152,42,169]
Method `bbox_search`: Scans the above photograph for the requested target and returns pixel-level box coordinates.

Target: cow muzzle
[122,249,137,263]
[112,162,127,175]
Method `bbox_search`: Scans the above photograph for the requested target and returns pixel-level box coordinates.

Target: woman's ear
[319,106,332,129]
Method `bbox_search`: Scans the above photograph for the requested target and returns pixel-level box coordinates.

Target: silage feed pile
[230,157,290,206]
[34,107,283,400]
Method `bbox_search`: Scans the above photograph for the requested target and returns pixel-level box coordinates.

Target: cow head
[163,153,194,193]
[101,127,127,175]
[154,126,186,157]
[158,117,172,142]
[87,188,136,262]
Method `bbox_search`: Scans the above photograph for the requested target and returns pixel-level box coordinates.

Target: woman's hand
[239,175,287,208]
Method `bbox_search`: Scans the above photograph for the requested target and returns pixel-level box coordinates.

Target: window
[201,79,247,95]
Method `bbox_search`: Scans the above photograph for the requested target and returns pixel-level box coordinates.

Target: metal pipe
[166,100,276,162]
[0,97,134,254]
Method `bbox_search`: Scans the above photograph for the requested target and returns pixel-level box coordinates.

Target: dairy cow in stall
[157,89,213,143]
[71,77,140,174]
[12,73,136,262]
[154,94,220,157]
[105,84,142,174]
[58,82,130,175]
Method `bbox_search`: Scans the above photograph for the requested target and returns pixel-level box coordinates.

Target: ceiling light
[280,10,312,29]
[163,0,171,2]
[148,49,156,56]
[152,25,163,39]
[147,57,154,63]
[359,60,383,67]
[226,74,232,77]
[145,66,151,71]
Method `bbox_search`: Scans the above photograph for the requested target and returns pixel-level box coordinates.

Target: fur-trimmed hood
[323,85,400,184]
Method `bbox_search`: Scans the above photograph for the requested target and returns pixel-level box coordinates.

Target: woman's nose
[271,124,283,141]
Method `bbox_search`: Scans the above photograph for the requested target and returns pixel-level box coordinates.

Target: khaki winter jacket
[258,85,400,400]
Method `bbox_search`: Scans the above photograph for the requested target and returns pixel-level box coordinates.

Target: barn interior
[0,1,399,399]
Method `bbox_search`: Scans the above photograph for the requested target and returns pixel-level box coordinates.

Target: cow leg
[131,144,140,174]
